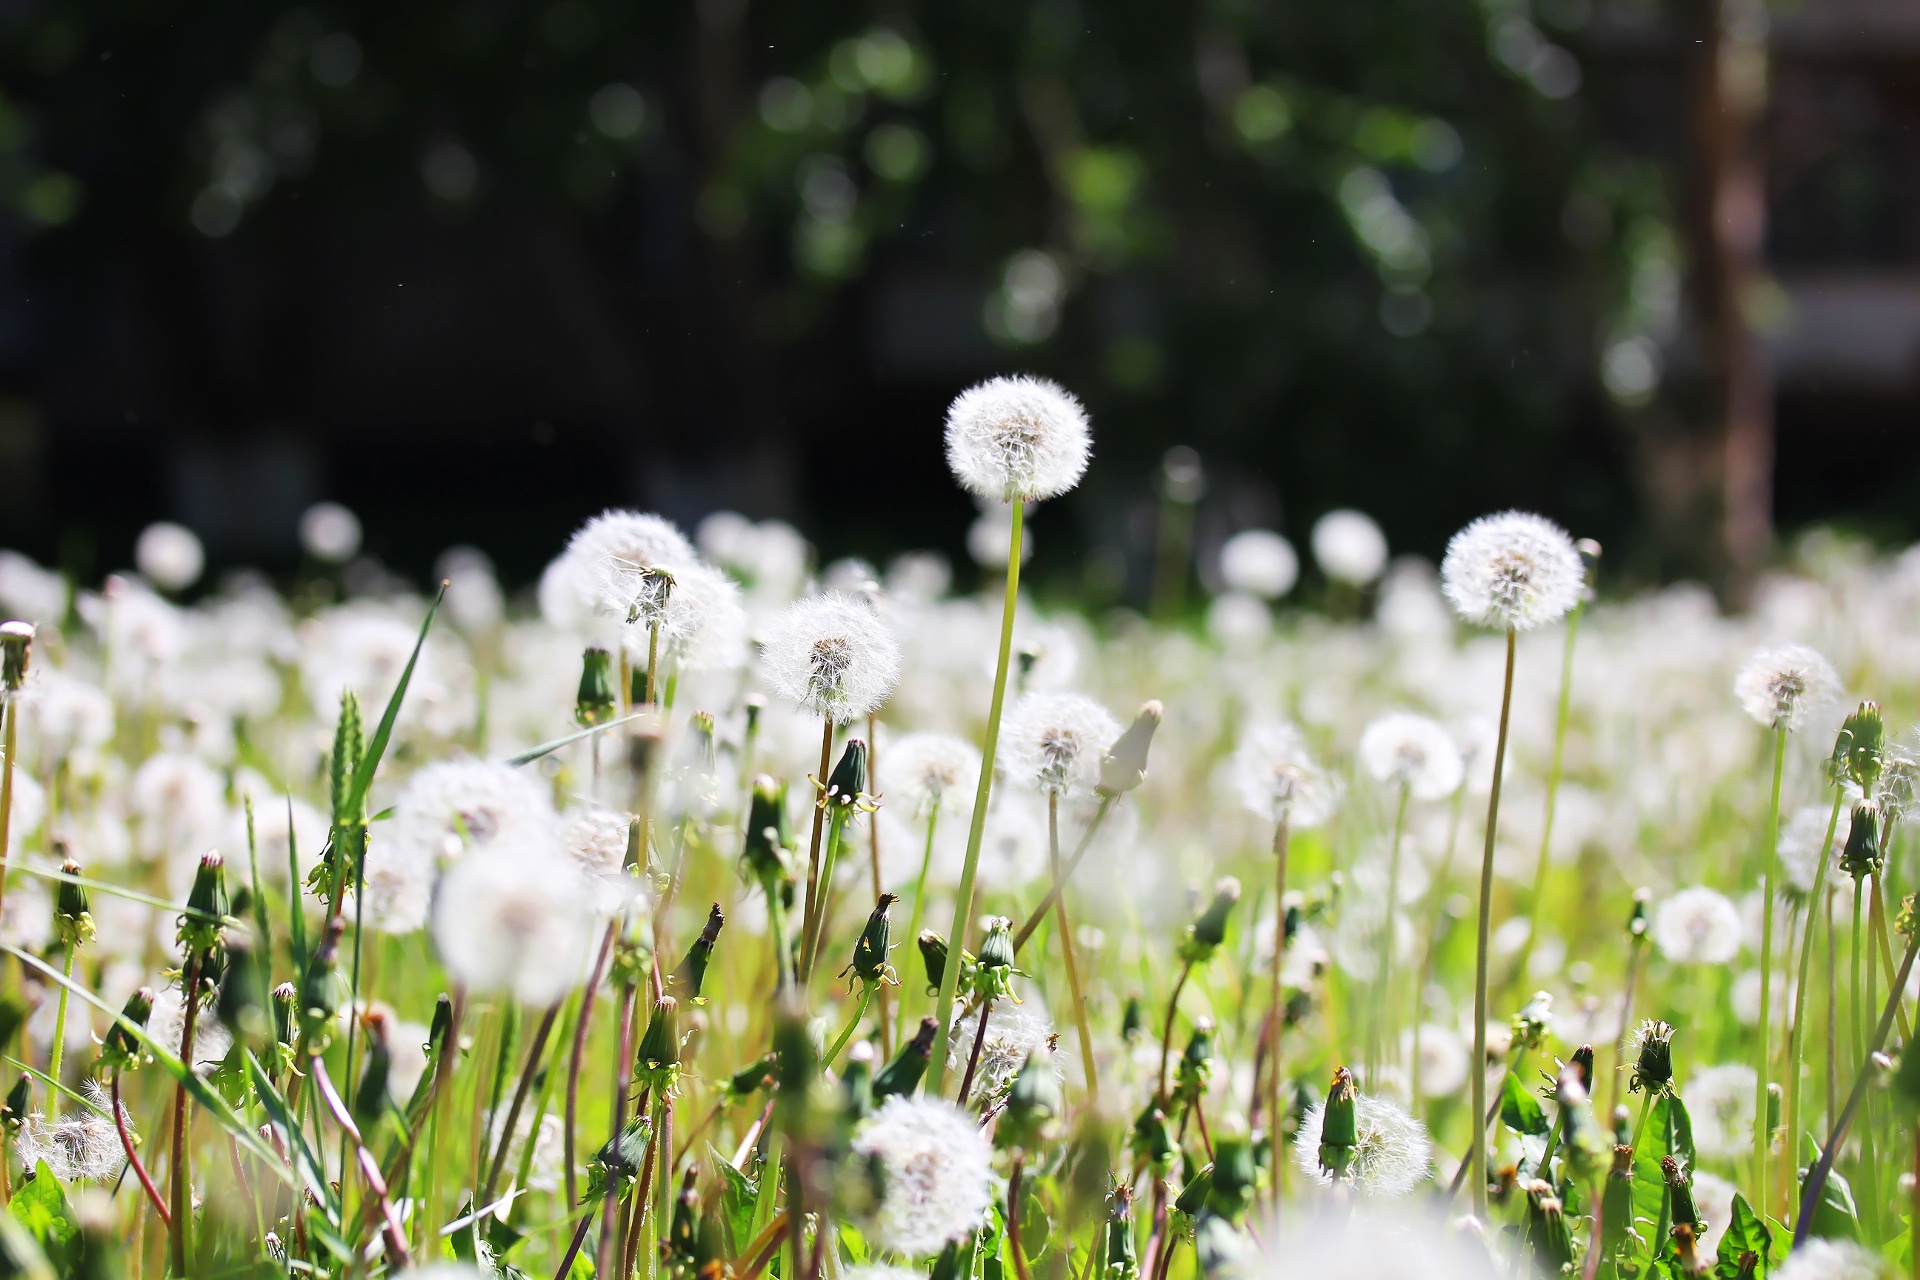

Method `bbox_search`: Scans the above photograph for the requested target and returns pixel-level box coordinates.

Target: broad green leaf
[1713,1193,1771,1278]
[10,1162,78,1276]
[710,1141,759,1256]
[1631,1095,1676,1243]
[1804,1165,1861,1242]
[1501,1070,1548,1137]
[504,713,647,768]
[346,582,445,814]
[285,796,308,972]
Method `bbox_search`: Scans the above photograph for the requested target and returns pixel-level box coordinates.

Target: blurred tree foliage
[0,0,1694,586]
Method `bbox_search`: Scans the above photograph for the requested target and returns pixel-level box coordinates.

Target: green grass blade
[347,581,446,815]
[503,712,647,768]
[286,796,308,973]
[3,1055,110,1118]
[244,1051,338,1222]
[10,865,218,922]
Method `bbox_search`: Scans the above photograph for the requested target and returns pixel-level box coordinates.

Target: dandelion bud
[740,776,793,887]
[841,1042,875,1123]
[1628,888,1651,940]
[54,856,94,950]
[1598,1146,1634,1258]
[1831,701,1884,793]
[672,904,725,1002]
[271,982,298,1049]
[217,929,271,1051]
[1672,1222,1709,1278]
[1,1077,26,1138]
[301,917,350,1050]
[1105,1185,1139,1280]
[635,995,680,1088]
[353,1008,392,1126]
[824,739,869,811]
[1207,1136,1257,1223]
[0,620,32,692]
[872,1017,937,1102]
[1174,1019,1215,1103]
[1130,1099,1173,1169]
[587,1116,650,1202]
[1180,878,1241,963]
[918,931,950,994]
[727,1054,776,1100]
[1122,995,1144,1040]
[996,1050,1062,1152]
[179,851,229,958]
[1174,1165,1213,1217]
[848,894,898,986]
[98,987,154,1075]
[971,916,1017,1001]
[1522,1181,1573,1272]
[1568,1044,1595,1093]
[668,1168,700,1264]
[1315,1067,1359,1180]
[1627,1019,1676,1095]
[575,647,618,727]
[771,999,818,1105]
[1097,701,1163,799]
[1576,538,1603,582]
[1662,1154,1700,1230]
[1841,802,1882,880]
[1511,992,1553,1051]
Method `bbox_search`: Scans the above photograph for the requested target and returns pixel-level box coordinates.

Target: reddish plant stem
[113,1073,171,1227]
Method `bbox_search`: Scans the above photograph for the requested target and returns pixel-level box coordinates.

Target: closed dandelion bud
[848,894,898,986]
[575,647,618,727]
[1207,1136,1256,1223]
[668,1168,700,1263]
[971,916,1017,1001]
[1662,1155,1700,1229]
[672,904,725,1001]
[403,994,455,1118]
[727,1054,776,1100]
[178,851,229,958]
[301,917,349,1049]
[1523,1181,1573,1272]
[98,987,154,1075]
[1174,1019,1215,1102]
[1511,991,1553,1051]
[1174,1165,1212,1217]
[0,620,32,691]
[1,1077,26,1137]
[997,1050,1062,1151]
[1316,1067,1358,1180]
[1568,1044,1595,1093]
[841,1042,875,1123]
[1841,802,1882,879]
[1122,995,1144,1041]
[1628,888,1651,940]
[1180,877,1241,963]
[1831,701,1884,793]
[54,856,94,950]
[1672,1222,1709,1278]
[771,1000,817,1102]
[741,776,793,887]
[1627,1019,1676,1095]
[1097,701,1163,798]
[918,931,949,994]
[873,1017,937,1102]
[824,739,869,811]
[1599,1146,1635,1258]
[271,982,298,1049]
[587,1116,650,1202]
[1105,1185,1139,1280]
[635,995,680,1088]
[1130,1099,1173,1168]
[217,930,271,1051]
[353,1008,392,1127]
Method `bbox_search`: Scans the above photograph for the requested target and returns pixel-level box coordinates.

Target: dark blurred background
[0,0,1914,602]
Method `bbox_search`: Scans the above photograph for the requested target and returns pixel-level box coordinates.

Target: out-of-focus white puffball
[435,546,505,632]
[967,509,1034,568]
[887,551,952,602]
[135,523,204,592]
[300,502,364,564]
[0,551,68,623]
[1219,530,1299,599]
[1311,509,1388,585]
[1206,591,1271,649]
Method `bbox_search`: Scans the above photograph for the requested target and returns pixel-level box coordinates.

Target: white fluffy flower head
[1358,713,1464,801]
[1653,887,1742,964]
[385,760,557,868]
[1734,644,1839,732]
[1774,1240,1888,1280]
[1219,530,1299,599]
[1293,1091,1432,1197]
[760,593,902,723]
[946,996,1059,1107]
[1440,511,1583,631]
[432,842,593,1006]
[1311,510,1388,585]
[850,1095,995,1257]
[1230,723,1340,827]
[1002,692,1120,797]
[944,375,1091,503]
[553,510,696,630]
[888,733,982,817]
[16,1082,128,1182]
[1683,1063,1757,1161]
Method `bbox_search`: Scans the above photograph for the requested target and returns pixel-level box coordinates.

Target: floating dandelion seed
[943,375,1091,503]
[760,592,901,723]
[1440,511,1583,631]
[1734,645,1840,732]
[849,1095,995,1257]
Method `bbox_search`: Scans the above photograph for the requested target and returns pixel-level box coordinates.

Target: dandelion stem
[1266,813,1290,1209]
[896,809,940,1044]
[47,945,73,1119]
[113,1071,170,1227]
[957,996,994,1107]
[1048,794,1100,1107]
[566,923,617,1210]
[596,982,639,1279]
[483,1000,561,1205]
[167,953,200,1276]
[1786,788,1844,1218]
[1012,795,1113,953]
[930,499,1025,1094]
[1871,872,1911,1041]
[1155,961,1194,1107]
[1371,782,1410,1084]
[1007,1154,1036,1280]
[1413,790,1464,1112]
[736,1210,791,1280]
[0,696,16,977]
[799,719,835,989]
[823,983,874,1069]
[1754,721,1786,1218]
[803,812,849,986]
[309,1052,411,1266]
[868,711,892,1059]
[1469,627,1517,1220]
[1511,598,1584,992]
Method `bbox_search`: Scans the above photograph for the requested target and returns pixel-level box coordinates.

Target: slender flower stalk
[1047,794,1099,1104]
[0,622,30,945]
[1754,721,1786,1214]
[1785,788,1845,1218]
[1469,627,1517,1217]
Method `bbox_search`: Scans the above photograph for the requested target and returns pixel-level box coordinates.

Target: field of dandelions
[0,380,1917,1280]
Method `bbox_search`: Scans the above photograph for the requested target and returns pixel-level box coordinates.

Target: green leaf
[486,1213,526,1259]
[1804,1165,1861,1242]
[346,582,445,814]
[1713,1193,1771,1278]
[285,796,308,973]
[244,1051,338,1220]
[1501,1070,1548,1137]
[710,1142,758,1257]
[503,713,647,768]
[1,1056,110,1119]
[1631,1096,1675,1244]
[10,1162,78,1276]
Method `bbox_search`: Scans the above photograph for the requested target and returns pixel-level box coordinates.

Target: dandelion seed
[1734,645,1840,732]
[1439,511,1583,631]
[945,995,1060,1107]
[887,733,982,817]
[1358,712,1465,800]
[1292,1089,1433,1197]
[849,1095,995,1257]
[1311,509,1389,585]
[760,592,902,723]
[1652,887,1742,964]
[1001,692,1120,798]
[1683,1063,1756,1161]
[431,841,594,1007]
[1229,722,1341,827]
[943,375,1091,503]
[148,982,233,1071]
[16,1082,129,1182]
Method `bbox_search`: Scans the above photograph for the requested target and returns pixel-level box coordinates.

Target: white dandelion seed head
[1402,1023,1471,1099]
[845,1267,930,1280]
[759,592,902,723]
[1311,509,1389,585]
[943,375,1092,503]
[431,841,594,1007]
[135,521,205,592]
[1358,713,1465,801]
[1001,692,1120,797]
[849,1095,995,1257]
[1683,1063,1757,1161]
[648,559,749,672]
[1293,1091,1433,1197]
[17,1082,128,1182]
[0,551,68,624]
[561,806,634,879]
[299,502,363,564]
[356,843,436,936]
[149,982,234,1072]
[887,733,982,817]
[1251,1206,1501,1280]
[1778,805,1841,895]
[1219,530,1299,600]
[1653,887,1743,964]
[1439,511,1583,631]
[1692,1171,1737,1255]
[385,759,557,868]
[946,994,1060,1108]
[1734,645,1840,732]
[552,510,696,630]
[24,670,115,754]
[1230,722,1341,827]
[1774,1240,1888,1280]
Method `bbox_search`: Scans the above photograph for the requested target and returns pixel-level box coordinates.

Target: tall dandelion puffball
[1219,530,1299,599]
[1734,644,1840,732]
[1001,692,1121,797]
[1311,509,1389,585]
[1293,1091,1433,1197]
[1684,1063,1757,1161]
[555,510,696,628]
[1773,1241,1888,1280]
[1652,886,1743,964]
[1358,712,1465,801]
[944,375,1091,503]
[760,592,902,723]
[1230,722,1341,827]
[135,522,205,592]
[888,732,982,817]
[432,842,594,1007]
[1439,511,1583,631]
[385,759,557,866]
[849,1095,995,1257]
